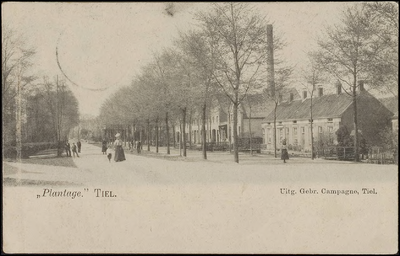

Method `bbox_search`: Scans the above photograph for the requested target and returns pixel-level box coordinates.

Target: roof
[241,93,273,118]
[379,96,398,118]
[241,88,300,119]
[264,92,354,122]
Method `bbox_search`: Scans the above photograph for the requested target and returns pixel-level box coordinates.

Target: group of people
[64,140,81,157]
[99,134,289,164]
[128,140,142,153]
[101,134,144,162]
[102,134,142,163]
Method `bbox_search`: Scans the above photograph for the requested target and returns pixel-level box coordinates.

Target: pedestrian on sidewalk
[101,140,107,155]
[77,140,81,153]
[65,141,71,157]
[136,141,141,154]
[72,143,79,157]
[114,133,126,162]
[106,146,113,162]
[281,139,289,163]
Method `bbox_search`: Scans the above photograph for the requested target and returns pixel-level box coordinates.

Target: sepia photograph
[2,2,398,254]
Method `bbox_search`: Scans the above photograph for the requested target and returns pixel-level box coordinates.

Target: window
[303,91,307,99]
[293,127,298,136]
[327,118,333,122]
[212,117,214,123]
[301,127,305,134]
[293,120,297,124]
[318,126,323,133]
[328,127,333,133]
[216,116,219,123]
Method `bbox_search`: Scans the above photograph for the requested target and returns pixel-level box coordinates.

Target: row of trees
[100,2,397,162]
[2,24,80,158]
[99,3,292,163]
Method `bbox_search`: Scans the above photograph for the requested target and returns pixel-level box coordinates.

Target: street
[3,142,398,253]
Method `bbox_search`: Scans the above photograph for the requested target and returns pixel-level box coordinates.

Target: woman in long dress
[101,140,107,154]
[281,139,289,163]
[114,133,126,162]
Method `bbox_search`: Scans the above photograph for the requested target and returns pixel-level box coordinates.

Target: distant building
[261,84,394,151]
[176,89,300,147]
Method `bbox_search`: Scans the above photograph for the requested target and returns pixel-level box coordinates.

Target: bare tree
[265,65,294,158]
[2,25,35,159]
[197,3,270,163]
[315,3,390,161]
[300,52,325,160]
[176,30,217,160]
[363,2,398,98]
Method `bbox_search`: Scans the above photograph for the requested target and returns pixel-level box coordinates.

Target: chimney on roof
[302,90,308,100]
[358,80,365,92]
[289,92,294,103]
[317,87,323,97]
[336,80,342,95]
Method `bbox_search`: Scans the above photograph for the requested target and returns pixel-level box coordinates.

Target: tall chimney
[358,80,365,91]
[336,80,342,95]
[267,24,275,98]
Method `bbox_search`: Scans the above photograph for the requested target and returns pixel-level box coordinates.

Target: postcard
[2,2,398,254]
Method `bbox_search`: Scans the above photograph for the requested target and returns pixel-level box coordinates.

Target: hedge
[3,142,58,159]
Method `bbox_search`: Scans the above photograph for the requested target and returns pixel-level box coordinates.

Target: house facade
[261,85,394,152]
[175,89,300,148]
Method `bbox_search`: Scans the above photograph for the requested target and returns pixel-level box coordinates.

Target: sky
[2,2,351,116]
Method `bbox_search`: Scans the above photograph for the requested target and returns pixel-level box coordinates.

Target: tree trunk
[156,117,159,153]
[166,111,170,154]
[179,122,182,156]
[202,103,207,159]
[182,107,187,157]
[248,105,252,155]
[16,69,22,162]
[228,108,232,153]
[273,103,277,158]
[172,123,176,148]
[147,119,150,151]
[353,83,359,162]
[310,96,314,160]
[189,110,192,149]
[233,101,239,163]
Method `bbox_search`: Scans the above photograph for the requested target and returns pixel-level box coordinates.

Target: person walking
[114,133,126,162]
[71,143,79,158]
[281,139,289,163]
[65,141,71,157]
[137,141,141,154]
[77,140,82,153]
[102,140,107,155]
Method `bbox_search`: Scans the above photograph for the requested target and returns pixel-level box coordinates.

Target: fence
[315,146,355,161]
[367,147,397,165]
